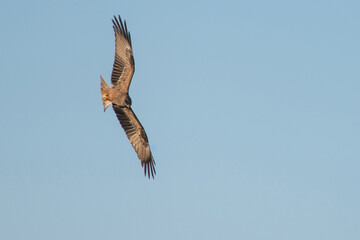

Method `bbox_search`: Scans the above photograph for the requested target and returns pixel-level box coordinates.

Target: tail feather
[100,75,112,111]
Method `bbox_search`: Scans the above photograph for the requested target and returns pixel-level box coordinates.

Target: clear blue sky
[1,0,359,239]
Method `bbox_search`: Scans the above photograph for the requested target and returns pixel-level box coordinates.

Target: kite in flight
[100,15,156,178]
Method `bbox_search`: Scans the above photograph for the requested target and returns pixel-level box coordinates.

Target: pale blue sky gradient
[1,0,359,239]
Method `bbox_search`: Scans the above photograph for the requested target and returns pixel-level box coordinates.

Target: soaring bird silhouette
[100,15,156,178]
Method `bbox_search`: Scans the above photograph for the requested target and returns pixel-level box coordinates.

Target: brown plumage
[100,15,156,179]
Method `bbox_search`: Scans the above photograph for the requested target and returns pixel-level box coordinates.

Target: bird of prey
[100,15,156,179]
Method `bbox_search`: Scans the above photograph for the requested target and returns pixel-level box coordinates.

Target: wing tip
[112,14,132,47]
[142,155,156,179]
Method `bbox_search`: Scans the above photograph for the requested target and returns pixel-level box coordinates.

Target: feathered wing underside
[112,104,156,178]
[111,15,135,91]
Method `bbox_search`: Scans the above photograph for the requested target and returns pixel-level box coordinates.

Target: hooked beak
[103,100,112,112]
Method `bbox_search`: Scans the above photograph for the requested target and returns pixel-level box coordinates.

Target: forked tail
[100,75,112,111]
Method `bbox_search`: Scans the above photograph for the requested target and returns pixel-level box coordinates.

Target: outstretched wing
[111,15,135,91]
[113,104,156,178]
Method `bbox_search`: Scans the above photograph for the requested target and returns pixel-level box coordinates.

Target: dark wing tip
[112,14,132,47]
[142,155,156,179]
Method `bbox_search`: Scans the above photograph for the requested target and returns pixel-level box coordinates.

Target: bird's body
[101,77,131,108]
[100,15,156,178]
